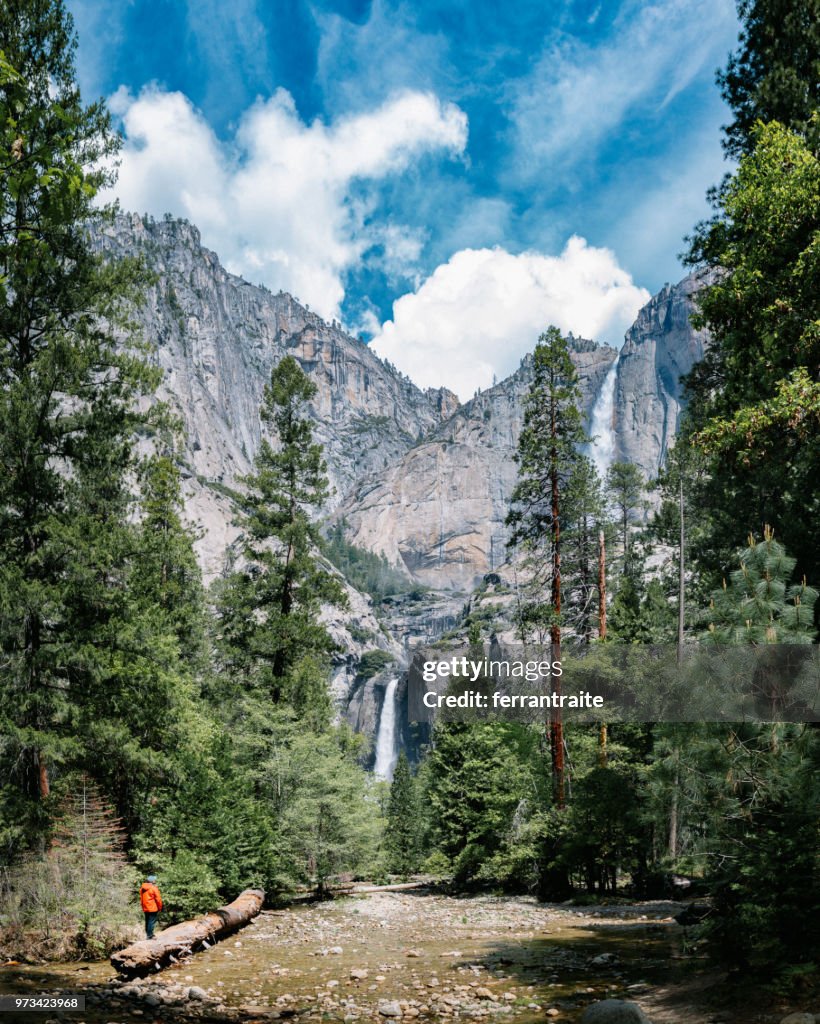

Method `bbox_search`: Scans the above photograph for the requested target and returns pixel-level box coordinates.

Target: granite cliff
[94,215,711,738]
[611,270,712,479]
[94,214,458,581]
[338,339,618,594]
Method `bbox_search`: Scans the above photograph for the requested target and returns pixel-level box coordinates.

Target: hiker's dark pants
[144,911,159,939]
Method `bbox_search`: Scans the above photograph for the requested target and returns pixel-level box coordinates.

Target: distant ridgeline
[93,214,709,596]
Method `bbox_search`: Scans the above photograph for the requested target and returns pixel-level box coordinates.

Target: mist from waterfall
[588,354,619,480]
[374,677,399,781]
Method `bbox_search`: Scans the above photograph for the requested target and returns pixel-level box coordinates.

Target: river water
[0,892,706,1024]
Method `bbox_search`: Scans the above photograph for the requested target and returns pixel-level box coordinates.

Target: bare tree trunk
[668,767,679,862]
[598,530,607,642]
[38,755,50,799]
[111,889,265,976]
[677,475,685,663]
[550,424,565,809]
[598,529,608,767]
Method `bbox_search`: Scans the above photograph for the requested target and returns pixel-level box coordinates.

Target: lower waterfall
[374,677,399,781]
[588,354,619,480]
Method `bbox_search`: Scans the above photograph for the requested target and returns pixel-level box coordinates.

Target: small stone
[405,949,422,958]
[474,989,497,1002]
[378,999,403,1017]
[187,986,209,1002]
[546,1010,560,1018]
[327,980,340,988]
[329,946,343,954]
[350,969,369,981]
[780,1016,815,1024]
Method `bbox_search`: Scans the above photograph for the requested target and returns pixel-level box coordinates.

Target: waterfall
[588,354,619,480]
[374,677,399,781]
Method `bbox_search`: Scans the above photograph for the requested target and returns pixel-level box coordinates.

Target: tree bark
[550,422,565,809]
[597,530,607,642]
[111,889,264,976]
[678,475,685,664]
[598,529,608,767]
[668,767,679,862]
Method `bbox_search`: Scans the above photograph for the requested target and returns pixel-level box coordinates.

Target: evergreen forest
[0,0,817,1016]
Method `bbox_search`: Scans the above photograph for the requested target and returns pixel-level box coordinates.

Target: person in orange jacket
[140,874,163,939]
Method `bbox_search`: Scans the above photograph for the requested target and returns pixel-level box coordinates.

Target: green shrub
[155,851,221,924]
[356,650,394,681]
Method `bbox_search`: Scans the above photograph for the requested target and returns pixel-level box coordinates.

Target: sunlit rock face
[337,340,617,592]
[612,271,713,480]
[93,214,457,580]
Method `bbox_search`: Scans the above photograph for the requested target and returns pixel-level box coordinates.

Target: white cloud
[105,85,467,320]
[370,238,650,401]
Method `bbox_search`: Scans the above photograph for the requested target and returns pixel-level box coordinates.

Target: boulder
[673,902,711,926]
[580,1000,652,1024]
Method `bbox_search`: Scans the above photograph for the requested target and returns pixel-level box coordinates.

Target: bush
[0,778,139,960]
[356,650,394,681]
[422,851,451,878]
[154,851,222,924]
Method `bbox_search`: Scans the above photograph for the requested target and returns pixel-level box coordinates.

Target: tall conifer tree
[507,327,588,807]
[216,356,346,706]
[0,0,154,831]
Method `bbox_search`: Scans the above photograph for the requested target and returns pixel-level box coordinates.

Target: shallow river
[0,893,705,1024]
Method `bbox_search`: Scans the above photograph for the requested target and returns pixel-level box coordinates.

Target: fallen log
[286,880,429,904]
[111,888,264,977]
[347,881,429,895]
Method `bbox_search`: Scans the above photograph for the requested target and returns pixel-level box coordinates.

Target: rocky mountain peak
[612,269,713,479]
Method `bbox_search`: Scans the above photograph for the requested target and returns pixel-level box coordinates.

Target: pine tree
[718,0,820,157]
[683,121,820,590]
[132,419,205,664]
[0,0,154,834]
[507,327,588,806]
[562,458,606,644]
[605,461,645,576]
[424,723,532,883]
[216,356,346,706]
[703,526,818,643]
[384,752,422,876]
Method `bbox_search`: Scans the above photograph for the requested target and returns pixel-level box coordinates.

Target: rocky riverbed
[0,892,815,1024]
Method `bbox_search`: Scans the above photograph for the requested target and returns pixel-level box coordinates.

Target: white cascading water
[587,354,619,480]
[374,677,399,781]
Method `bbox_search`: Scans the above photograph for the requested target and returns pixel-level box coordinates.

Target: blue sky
[69,0,741,398]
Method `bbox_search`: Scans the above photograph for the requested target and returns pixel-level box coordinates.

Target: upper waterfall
[587,353,619,480]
